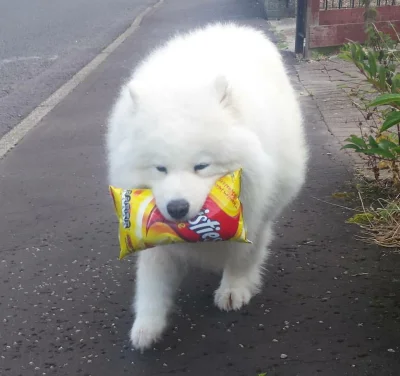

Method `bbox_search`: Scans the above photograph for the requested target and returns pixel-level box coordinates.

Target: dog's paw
[214,285,253,311]
[129,316,166,352]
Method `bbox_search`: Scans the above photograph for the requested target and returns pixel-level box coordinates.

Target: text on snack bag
[188,209,222,241]
[122,189,132,228]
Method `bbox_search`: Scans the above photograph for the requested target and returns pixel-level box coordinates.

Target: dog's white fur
[106,23,307,351]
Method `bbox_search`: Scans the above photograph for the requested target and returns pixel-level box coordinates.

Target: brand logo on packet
[122,189,132,228]
[109,169,251,259]
[143,197,240,243]
[187,209,223,242]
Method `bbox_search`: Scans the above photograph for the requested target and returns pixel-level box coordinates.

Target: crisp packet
[109,169,251,259]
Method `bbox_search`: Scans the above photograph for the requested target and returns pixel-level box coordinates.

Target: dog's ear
[127,82,139,109]
[214,75,232,108]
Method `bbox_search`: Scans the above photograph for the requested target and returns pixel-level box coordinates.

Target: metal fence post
[304,0,320,58]
[295,0,307,54]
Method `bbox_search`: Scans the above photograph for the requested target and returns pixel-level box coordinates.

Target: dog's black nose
[167,199,189,220]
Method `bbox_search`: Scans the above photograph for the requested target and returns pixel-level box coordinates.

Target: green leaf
[369,93,400,107]
[378,65,387,90]
[338,52,354,63]
[355,45,365,69]
[355,44,361,60]
[342,144,362,151]
[378,139,397,150]
[344,135,367,148]
[368,51,377,77]
[368,135,379,148]
[381,110,400,131]
[350,43,357,60]
[346,212,375,224]
[392,79,398,93]
[391,73,400,93]
[364,147,395,159]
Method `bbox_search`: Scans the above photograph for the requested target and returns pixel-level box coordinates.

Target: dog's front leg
[214,222,272,311]
[130,247,185,351]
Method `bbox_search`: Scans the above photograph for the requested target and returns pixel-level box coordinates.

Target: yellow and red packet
[109,169,251,259]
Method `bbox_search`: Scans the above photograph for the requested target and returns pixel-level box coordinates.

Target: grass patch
[268,24,289,51]
[345,176,400,250]
[275,30,288,50]
[310,46,341,60]
[332,191,355,200]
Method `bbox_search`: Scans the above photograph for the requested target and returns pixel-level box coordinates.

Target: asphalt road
[0,0,158,138]
[1,0,399,375]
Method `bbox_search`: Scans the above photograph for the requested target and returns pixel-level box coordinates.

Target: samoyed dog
[106,23,307,351]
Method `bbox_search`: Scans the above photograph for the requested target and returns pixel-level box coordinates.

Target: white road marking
[0,0,164,160]
[0,55,58,66]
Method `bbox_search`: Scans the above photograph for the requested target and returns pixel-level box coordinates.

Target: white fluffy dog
[106,23,308,351]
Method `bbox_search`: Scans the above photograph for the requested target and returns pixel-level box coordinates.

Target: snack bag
[109,169,251,259]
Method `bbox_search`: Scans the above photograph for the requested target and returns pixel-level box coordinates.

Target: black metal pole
[295,0,306,54]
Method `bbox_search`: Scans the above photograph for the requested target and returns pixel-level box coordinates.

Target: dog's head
[107,76,262,221]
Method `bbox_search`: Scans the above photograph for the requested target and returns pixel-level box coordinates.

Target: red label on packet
[110,169,251,259]
[168,197,241,242]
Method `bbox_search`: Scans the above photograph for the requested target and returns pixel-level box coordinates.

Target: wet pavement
[1,0,399,375]
[0,0,157,138]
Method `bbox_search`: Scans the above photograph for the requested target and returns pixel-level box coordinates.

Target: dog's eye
[194,163,209,172]
[156,166,167,173]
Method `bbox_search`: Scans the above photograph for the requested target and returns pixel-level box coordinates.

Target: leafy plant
[339,23,400,187]
[336,23,400,249]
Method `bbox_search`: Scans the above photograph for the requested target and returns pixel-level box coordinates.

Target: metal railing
[320,0,396,9]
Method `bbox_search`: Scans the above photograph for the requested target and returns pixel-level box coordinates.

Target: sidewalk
[268,18,371,173]
[0,0,399,375]
[296,58,370,170]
